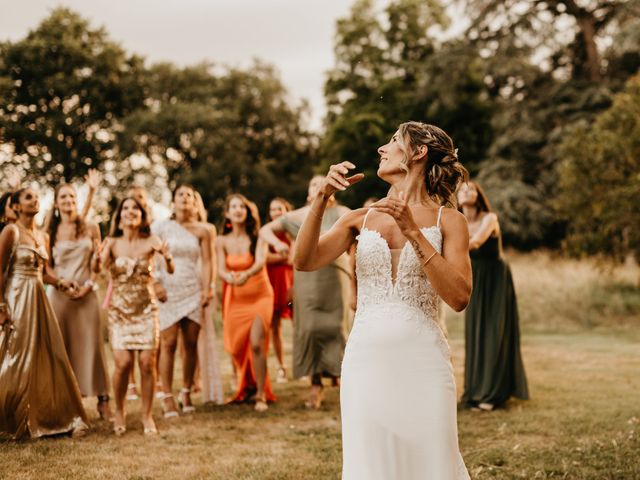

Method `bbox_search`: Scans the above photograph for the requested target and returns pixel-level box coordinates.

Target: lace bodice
[355,226,442,318]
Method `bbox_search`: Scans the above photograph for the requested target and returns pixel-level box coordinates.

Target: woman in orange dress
[265,197,294,383]
[217,194,275,412]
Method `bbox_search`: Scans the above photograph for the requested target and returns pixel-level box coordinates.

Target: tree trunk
[576,16,602,82]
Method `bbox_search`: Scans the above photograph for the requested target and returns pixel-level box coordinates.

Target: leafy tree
[322,0,494,207]
[0,8,146,183]
[120,61,317,221]
[555,73,640,262]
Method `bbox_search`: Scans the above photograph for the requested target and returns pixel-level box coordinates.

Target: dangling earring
[225,220,232,229]
[54,208,59,218]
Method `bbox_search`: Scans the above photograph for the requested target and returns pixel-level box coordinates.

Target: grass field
[1,252,639,479]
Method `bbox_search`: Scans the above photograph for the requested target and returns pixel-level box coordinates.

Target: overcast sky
[0,0,388,131]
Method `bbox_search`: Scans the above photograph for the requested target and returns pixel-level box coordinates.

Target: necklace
[18,224,42,249]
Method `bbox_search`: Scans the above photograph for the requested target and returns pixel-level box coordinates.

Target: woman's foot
[178,388,196,414]
[142,416,158,436]
[160,393,179,419]
[304,385,324,409]
[113,409,127,436]
[126,383,139,401]
[478,402,495,412]
[276,366,288,384]
[97,396,114,422]
[155,382,164,399]
[254,396,269,412]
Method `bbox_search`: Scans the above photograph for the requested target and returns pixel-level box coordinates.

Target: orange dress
[222,252,276,402]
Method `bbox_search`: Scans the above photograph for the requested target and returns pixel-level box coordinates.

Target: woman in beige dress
[0,188,88,439]
[47,183,111,420]
[95,196,174,435]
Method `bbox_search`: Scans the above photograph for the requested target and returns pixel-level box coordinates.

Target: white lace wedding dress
[341,207,470,479]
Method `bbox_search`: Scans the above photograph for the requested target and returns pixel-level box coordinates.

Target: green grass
[1,252,639,479]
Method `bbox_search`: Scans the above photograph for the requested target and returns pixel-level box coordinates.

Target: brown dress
[0,231,88,440]
[107,255,159,351]
[48,237,109,397]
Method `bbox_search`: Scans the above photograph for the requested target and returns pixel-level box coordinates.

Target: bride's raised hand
[320,162,365,198]
[370,191,418,236]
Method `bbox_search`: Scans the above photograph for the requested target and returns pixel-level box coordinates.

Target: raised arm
[294,162,364,271]
[468,213,499,250]
[80,169,102,221]
[151,236,174,275]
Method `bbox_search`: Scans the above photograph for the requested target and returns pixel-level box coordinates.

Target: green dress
[280,207,351,379]
[461,235,529,408]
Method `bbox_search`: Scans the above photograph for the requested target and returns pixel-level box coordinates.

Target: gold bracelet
[422,251,437,268]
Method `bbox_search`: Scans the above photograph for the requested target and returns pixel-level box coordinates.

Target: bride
[294,121,472,479]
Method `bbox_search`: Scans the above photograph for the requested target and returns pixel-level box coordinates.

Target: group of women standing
[0,124,529,471]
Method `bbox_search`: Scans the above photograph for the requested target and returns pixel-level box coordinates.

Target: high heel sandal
[178,388,196,414]
[143,418,158,436]
[276,366,288,384]
[113,410,127,435]
[126,383,139,401]
[97,395,114,422]
[160,393,179,419]
[304,385,324,409]
[254,396,268,412]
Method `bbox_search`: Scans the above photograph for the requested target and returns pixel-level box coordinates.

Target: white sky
[1,1,467,132]
[0,0,371,131]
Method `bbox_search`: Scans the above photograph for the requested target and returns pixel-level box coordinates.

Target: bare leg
[112,349,134,432]
[250,316,268,407]
[159,323,180,413]
[138,350,157,432]
[305,373,324,409]
[179,318,200,408]
[271,313,284,368]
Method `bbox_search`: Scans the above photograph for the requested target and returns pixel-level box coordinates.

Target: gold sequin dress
[107,256,159,350]
[0,234,88,440]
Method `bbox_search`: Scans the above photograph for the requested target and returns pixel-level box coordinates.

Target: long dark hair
[222,194,260,256]
[458,180,493,214]
[47,184,86,265]
[109,197,151,238]
[0,192,13,232]
[268,197,293,222]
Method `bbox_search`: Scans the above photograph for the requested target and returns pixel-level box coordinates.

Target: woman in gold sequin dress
[95,197,174,435]
[0,188,88,440]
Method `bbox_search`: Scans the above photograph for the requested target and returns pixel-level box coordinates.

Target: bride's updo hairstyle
[397,121,468,207]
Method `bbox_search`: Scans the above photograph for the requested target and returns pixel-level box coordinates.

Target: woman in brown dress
[47,183,111,420]
[95,197,174,435]
[0,188,88,439]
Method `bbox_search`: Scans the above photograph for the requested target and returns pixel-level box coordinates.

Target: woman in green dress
[260,175,352,409]
[457,181,528,411]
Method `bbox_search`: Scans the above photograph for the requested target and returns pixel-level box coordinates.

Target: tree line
[1,2,639,260]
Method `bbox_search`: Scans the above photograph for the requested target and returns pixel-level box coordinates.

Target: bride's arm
[294,162,364,271]
[372,197,472,312]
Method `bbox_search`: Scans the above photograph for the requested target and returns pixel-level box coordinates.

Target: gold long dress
[107,256,159,350]
[0,236,88,440]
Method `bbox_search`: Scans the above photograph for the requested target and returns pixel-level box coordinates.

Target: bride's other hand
[320,162,364,198]
[370,192,418,236]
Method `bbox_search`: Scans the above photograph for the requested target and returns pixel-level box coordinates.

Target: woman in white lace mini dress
[295,121,473,479]
[152,184,216,416]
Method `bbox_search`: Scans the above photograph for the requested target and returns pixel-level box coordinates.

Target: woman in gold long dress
[0,188,88,440]
[95,196,174,435]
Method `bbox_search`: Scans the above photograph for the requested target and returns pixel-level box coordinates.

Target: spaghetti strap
[436,206,444,228]
[362,208,374,230]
